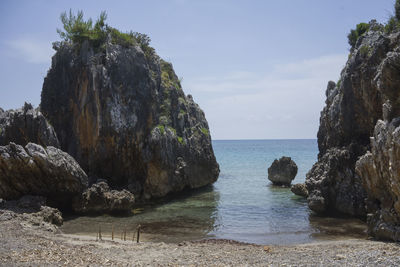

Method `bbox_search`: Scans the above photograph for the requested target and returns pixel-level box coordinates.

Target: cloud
[5,38,53,64]
[183,54,347,139]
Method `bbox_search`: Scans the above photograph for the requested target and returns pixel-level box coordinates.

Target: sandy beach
[1,208,399,267]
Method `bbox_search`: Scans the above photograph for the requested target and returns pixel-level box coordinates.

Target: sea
[61,139,367,245]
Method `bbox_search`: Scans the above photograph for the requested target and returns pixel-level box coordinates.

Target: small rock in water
[291,183,309,197]
[267,156,298,186]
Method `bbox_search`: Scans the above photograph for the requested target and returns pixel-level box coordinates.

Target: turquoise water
[61,139,366,244]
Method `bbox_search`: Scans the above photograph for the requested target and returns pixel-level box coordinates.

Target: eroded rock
[41,39,219,200]
[291,183,308,198]
[0,142,88,209]
[0,103,59,148]
[72,182,135,214]
[356,118,400,241]
[268,157,297,186]
[306,23,400,217]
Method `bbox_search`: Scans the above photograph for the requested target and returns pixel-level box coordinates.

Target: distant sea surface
[61,139,367,245]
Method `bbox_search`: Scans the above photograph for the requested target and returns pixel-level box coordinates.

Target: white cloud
[183,54,347,140]
[6,38,53,64]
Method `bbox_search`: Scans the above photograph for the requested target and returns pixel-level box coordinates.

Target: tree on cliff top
[56,10,154,56]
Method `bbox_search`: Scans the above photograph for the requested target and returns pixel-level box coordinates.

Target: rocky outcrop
[41,39,219,200]
[72,181,135,214]
[0,142,88,209]
[0,103,59,148]
[291,183,308,198]
[0,195,63,226]
[356,117,400,241]
[268,157,297,186]
[305,21,400,217]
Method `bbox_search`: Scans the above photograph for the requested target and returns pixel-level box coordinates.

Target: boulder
[41,38,219,200]
[72,182,135,214]
[291,183,308,198]
[0,195,63,226]
[268,156,297,186]
[0,102,59,148]
[0,142,88,209]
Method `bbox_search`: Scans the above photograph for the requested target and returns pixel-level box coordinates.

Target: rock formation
[356,117,400,241]
[0,142,88,209]
[291,183,308,198]
[72,181,135,214]
[41,38,219,200]
[306,20,400,240]
[268,156,297,186]
[0,103,59,148]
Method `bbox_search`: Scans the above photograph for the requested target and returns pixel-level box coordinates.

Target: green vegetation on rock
[201,127,209,136]
[347,23,370,50]
[336,78,341,89]
[359,45,371,57]
[161,60,182,90]
[57,10,154,56]
[177,136,184,144]
[156,125,165,135]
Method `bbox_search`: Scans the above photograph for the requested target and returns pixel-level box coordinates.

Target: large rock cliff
[306,21,400,240]
[41,39,219,200]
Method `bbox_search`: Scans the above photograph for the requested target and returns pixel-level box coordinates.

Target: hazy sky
[0,0,395,139]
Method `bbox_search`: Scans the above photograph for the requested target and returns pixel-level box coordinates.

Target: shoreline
[1,209,399,266]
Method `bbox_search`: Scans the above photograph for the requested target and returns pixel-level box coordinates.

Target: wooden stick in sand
[137,224,141,243]
[99,226,102,241]
[112,225,114,240]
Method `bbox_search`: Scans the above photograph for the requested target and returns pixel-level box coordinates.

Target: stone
[0,102,59,148]
[72,182,135,214]
[291,183,308,197]
[41,37,219,200]
[0,142,88,209]
[268,156,297,186]
[0,195,63,226]
[305,23,400,217]
[355,118,400,241]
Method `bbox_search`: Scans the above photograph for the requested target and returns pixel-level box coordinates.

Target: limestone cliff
[41,39,219,200]
[306,21,400,240]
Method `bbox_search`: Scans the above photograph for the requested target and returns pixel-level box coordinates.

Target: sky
[0,0,396,140]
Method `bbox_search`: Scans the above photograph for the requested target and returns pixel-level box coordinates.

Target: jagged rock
[306,22,400,217]
[0,142,88,209]
[0,103,59,147]
[306,147,366,215]
[72,182,135,214]
[356,118,400,241]
[268,157,297,186]
[0,195,63,226]
[291,183,308,198]
[36,206,63,226]
[41,39,219,200]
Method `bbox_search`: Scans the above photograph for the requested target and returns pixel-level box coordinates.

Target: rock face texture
[0,142,88,208]
[41,40,219,200]
[306,21,400,240]
[268,157,297,186]
[356,118,400,241]
[72,181,135,214]
[291,183,308,198]
[0,103,59,148]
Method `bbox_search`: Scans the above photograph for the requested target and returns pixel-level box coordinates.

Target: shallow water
[61,139,367,245]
